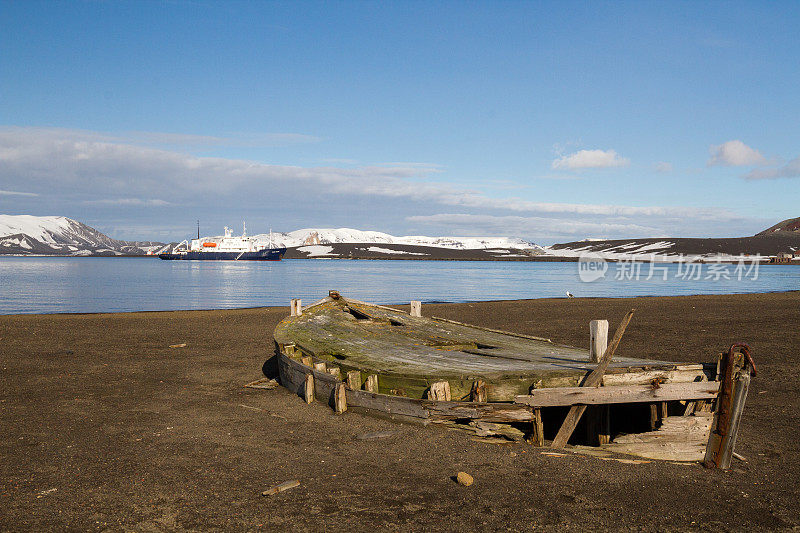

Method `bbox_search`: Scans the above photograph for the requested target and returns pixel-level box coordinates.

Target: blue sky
[1,0,798,244]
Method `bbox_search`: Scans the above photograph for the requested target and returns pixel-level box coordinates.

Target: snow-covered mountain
[0,217,543,257]
[254,228,543,252]
[0,215,160,256]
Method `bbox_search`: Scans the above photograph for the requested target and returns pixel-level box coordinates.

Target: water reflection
[0,257,797,314]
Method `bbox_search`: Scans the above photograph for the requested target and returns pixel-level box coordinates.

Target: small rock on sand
[456,472,473,486]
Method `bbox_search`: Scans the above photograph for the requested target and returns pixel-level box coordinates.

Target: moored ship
[159,224,286,261]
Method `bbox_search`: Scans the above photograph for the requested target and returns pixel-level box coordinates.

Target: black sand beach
[2,292,799,530]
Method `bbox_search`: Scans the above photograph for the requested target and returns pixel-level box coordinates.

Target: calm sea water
[0,257,797,314]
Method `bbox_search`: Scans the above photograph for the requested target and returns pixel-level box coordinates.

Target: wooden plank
[422,400,535,423]
[344,389,429,419]
[365,374,379,393]
[551,309,635,448]
[334,382,347,413]
[589,319,609,363]
[515,381,719,407]
[430,316,552,343]
[304,373,314,404]
[427,381,451,401]
[346,370,361,390]
[410,300,422,317]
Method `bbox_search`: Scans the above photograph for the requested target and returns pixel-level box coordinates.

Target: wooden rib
[334,382,347,414]
[346,370,361,390]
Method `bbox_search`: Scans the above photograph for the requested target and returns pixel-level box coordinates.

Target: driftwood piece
[410,300,422,317]
[262,480,300,496]
[551,309,635,448]
[327,366,341,379]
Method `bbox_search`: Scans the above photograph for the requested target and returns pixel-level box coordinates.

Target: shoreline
[2,291,800,529]
[1,288,797,317]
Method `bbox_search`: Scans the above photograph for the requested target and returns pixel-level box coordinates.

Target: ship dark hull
[158,247,286,261]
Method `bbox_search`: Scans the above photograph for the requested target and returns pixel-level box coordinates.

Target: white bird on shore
[566,291,574,298]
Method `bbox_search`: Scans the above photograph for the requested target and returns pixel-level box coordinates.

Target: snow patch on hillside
[255,228,542,251]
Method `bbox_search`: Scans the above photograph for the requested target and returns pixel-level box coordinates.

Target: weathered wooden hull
[272,293,754,468]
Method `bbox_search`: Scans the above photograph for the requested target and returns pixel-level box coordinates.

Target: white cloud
[0,189,38,196]
[654,161,673,173]
[744,156,800,180]
[83,198,172,206]
[551,149,630,170]
[407,213,665,238]
[707,140,766,167]
[0,126,746,240]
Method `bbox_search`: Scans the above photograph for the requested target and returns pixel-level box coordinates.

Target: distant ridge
[547,217,800,259]
[756,217,800,236]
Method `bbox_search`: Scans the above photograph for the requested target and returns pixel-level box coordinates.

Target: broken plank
[515,381,718,407]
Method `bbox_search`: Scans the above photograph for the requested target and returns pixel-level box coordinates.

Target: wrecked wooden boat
[273,291,755,469]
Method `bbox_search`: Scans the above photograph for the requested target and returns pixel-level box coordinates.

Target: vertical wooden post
[304,373,314,404]
[365,374,379,393]
[589,319,609,363]
[586,406,611,445]
[704,351,753,469]
[346,370,361,390]
[587,320,611,444]
[313,361,327,373]
[530,408,545,446]
[410,300,422,317]
[427,381,451,401]
[327,366,341,379]
[471,380,487,402]
[290,299,302,316]
[649,403,660,430]
[334,382,347,414]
